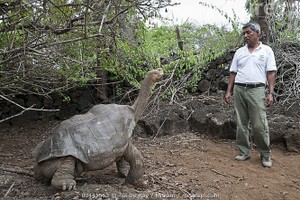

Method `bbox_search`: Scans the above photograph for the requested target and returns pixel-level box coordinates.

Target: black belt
[235,83,265,88]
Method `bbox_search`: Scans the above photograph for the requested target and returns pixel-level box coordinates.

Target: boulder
[136,103,190,136]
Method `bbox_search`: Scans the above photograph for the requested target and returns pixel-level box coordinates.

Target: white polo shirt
[230,42,277,84]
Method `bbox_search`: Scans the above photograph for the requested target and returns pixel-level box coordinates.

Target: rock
[136,103,190,136]
[13,97,26,112]
[2,105,10,114]
[26,94,42,108]
[284,131,300,152]
[268,114,288,143]
[55,104,78,119]
[218,76,228,91]
[268,113,300,151]
[52,93,63,107]
[205,113,236,139]
[77,96,93,112]
[205,69,219,80]
[77,90,95,112]
[189,108,208,134]
[43,97,53,108]
[198,80,210,93]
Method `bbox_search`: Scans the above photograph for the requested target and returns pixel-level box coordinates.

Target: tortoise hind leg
[34,159,61,182]
[123,142,146,188]
[116,157,128,178]
[51,156,77,191]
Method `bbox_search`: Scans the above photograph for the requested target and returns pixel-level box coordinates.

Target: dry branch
[211,168,245,180]
[148,174,191,197]
[273,43,300,105]
[0,166,33,177]
[4,182,15,198]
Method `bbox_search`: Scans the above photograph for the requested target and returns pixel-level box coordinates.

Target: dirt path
[0,122,299,200]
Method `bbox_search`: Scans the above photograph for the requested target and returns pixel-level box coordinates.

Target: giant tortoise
[32,68,163,190]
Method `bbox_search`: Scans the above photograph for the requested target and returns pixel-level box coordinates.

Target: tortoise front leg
[51,156,77,191]
[123,142,145,187]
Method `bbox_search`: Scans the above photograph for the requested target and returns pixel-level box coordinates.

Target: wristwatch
[268,92,275,97]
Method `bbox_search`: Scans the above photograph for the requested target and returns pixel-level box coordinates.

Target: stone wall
[0,88,97,124]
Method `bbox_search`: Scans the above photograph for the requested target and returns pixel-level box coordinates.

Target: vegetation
[245,0,300,43]
[0,0,299,109]
[0,0,174,99]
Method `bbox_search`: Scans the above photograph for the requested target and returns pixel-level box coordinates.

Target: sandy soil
[0,120,299,200]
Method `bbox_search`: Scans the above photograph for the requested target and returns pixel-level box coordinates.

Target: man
[224,22,277,168]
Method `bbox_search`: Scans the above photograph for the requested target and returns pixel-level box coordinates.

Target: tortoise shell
[33,104,135,164]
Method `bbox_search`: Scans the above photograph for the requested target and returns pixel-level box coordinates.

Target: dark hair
[242,22,261,33]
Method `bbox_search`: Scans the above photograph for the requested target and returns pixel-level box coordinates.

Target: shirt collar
[244,41,262,52]
[256,42,263,49]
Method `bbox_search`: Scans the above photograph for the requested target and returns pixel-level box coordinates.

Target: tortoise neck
[133,76,153,121]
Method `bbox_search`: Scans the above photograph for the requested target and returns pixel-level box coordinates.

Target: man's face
[242,27,259,45]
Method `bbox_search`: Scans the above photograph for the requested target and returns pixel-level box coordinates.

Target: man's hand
[225,92,233,104]
[225,73,236,104]
[265,93,274,107]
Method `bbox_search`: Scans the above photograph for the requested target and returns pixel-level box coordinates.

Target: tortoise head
[146,68,164,83]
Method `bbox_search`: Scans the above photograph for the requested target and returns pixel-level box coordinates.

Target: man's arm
[266,70,276,107]
[225,72,236,104]
[267,71,276,94]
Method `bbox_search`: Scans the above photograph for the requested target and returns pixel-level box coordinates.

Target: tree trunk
[96,37,108,102]
[284,0,296,29]
[175,26,183,51]
[93,1,110,102]
[257,0,270,44]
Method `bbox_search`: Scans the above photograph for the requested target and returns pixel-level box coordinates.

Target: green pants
[233,85,271,157]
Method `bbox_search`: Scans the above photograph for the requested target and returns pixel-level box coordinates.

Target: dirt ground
[0,118,299,200]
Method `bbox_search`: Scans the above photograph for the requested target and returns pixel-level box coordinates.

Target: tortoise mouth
[157,68,164,77]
